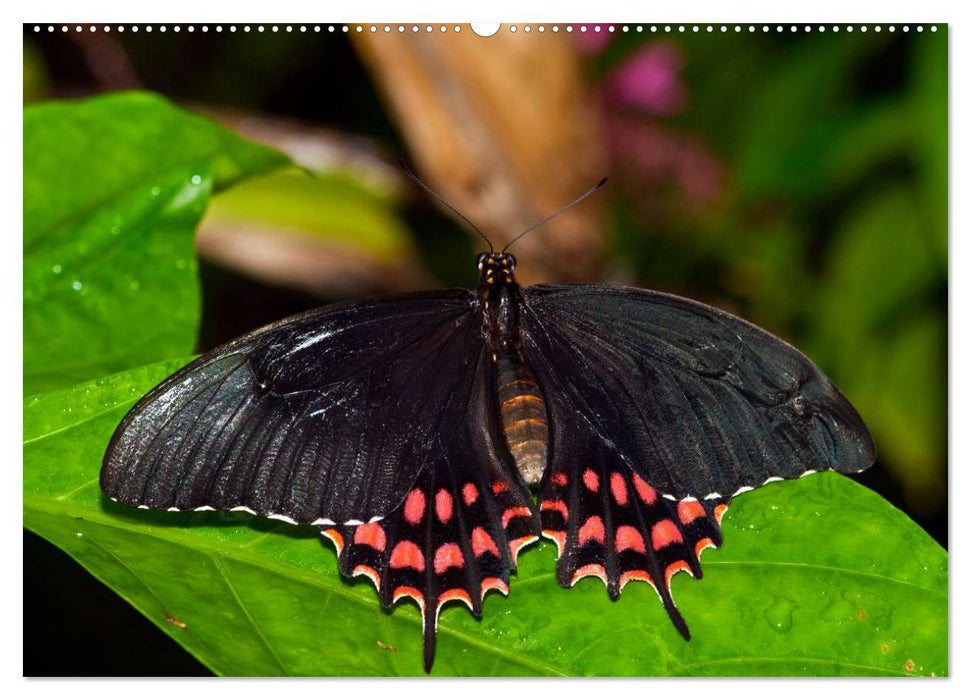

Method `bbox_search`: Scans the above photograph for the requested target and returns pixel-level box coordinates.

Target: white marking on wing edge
[681,496,698,502]
[799,469,818,478]
[230,506,257,515]
[267,513,298,524]
[368,515,384,523]
[703,492,722,500]
[343,519,364,526]
[540,530,564,558]
[137,505,150,510]
[511,535,540,561]
[312,517,335,526]
[763,476,783,484]
[167,507,181,512]
[732,485,754,496]
[193,505,216,512]
[662,493,677,501]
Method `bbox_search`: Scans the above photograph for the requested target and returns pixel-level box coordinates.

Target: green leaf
[23,91,289,394]
[205,169,412,263]
[24,362,947,676]
[810,187,946,512]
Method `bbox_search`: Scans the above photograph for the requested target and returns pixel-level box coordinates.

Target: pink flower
[574,24,615,54]
[606,42,686,116]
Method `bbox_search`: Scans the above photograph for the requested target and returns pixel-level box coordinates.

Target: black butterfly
[101,183,874,673]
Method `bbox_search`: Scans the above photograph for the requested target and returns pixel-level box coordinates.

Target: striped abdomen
[495,350,548,484]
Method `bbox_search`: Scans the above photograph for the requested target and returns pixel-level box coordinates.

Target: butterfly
[100,179,875,673]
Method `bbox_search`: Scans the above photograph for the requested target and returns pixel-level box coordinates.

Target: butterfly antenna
[501,177,608,254]
[399,159,494,253]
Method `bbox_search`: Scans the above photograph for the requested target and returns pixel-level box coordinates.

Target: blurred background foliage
[24,23,946,674]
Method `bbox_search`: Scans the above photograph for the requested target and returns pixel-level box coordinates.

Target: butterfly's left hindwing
[101,290,482,525]
[324,347,540,672]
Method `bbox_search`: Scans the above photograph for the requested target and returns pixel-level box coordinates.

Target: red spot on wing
[462,482,479,506]
[540,499,568,520]
[353,522,386,551]
[632,474,657,505]
[651,519,684,550]
[571,563,607,586]
[433,543,465,575]
[614,525,646,553]
[404,489,426,525]
[389,540,425,571]
[471,527,500,558]
[392,586,425,612]
[695,537,716,559]
[583,469,600,492]
[619,569,654,591]
[610,472,628,505]
[542,529,567,556]
[501,506,532,529]
[352,565,381,590]
[665,560,692,588]
[509,535,538,565]
[550,472,568,487]
[492,480,509,494]
[481,577,509,596]
[677,499,706,525]
[713,503,728,525]
[321,528,344,556]
[578,515,605,546]
[438,588,473,610]
[435,489,453,523]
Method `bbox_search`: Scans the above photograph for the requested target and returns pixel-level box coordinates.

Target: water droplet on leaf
[763,595,795,633]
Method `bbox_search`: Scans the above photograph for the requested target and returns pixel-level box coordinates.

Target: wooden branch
[353,27,608,284]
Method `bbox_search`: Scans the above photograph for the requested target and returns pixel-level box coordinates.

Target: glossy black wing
[324,346,540,672]
[521,284,875,502]
[521,284,874,639]
[101,290,482,525]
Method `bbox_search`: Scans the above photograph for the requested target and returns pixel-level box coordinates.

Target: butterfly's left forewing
[102,290,486,525]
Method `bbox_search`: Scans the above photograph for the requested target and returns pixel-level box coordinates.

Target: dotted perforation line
[32,24,941,35]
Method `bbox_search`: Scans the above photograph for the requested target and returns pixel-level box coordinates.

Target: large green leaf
[23,92,289,394]
[24,362,947,676]
[205,169,412,263]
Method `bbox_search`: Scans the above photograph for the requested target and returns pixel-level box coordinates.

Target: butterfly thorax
[477,252,523,352]
[476,252,549,484]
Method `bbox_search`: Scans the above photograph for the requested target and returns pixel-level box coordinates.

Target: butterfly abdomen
[495,349,548,485]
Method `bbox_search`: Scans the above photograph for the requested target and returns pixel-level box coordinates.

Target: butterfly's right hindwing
[101,290,480,524]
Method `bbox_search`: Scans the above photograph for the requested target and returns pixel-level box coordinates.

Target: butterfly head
[477,252,517,287]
